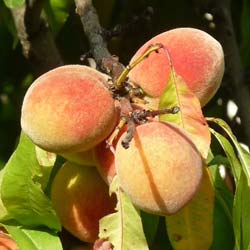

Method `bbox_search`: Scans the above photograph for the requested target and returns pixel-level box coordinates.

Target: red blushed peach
[115,121,203,215]
[0,229,18,250]
[129,28,224,106]
[21,65,116,153]
[51,162,116,243]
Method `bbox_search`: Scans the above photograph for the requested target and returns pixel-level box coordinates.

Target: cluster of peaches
[20,28,225,244]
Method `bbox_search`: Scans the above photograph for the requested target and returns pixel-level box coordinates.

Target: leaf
[3,0,24,8]
[98,176,149,250]
[207,118,250,249]
[207,117,250,186]
[1,132,61,231]
[208,164,234,250]
[44,0,74,34]
[34,146,56,190]
[2,222,62,250]
[209,128,241,183]
[159,70,210,159]
[0,169,11,221]
[140,211,159,246]
[165,167,214,250]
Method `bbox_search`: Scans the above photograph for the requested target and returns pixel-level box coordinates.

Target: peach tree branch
[11,0,63,74]
[74,0,111,61]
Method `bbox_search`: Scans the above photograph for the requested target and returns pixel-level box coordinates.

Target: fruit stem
[114,43,163,89]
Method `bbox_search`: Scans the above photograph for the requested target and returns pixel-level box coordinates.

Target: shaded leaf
[1,132,60,231]
[159,70,210,159]
[98,176,149,250]
[209,164,234,250]
[166,167,214,250]
[2,222,62,250]
[140,211,160,246]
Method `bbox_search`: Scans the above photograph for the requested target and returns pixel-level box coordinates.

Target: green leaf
[34,146,56,190]
[1,132,61,231]
[159,70,211,159]
[166,167,214,250]
[44,0,74,34]
[2,222,62,250]
[0,169,11,221]
[207,118,250,249]
[208,164,234,250]
[207,117,250,186]
[209,128,241,183]
[99,176,149,250]
[3,0,24,9]
[140,211,159,246]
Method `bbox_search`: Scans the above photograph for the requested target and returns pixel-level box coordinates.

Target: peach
[51,162,116,243]
[0,228,18,250]
[60,149,96,166]
[115,121,203,215]
[129,28,225,106]
[21,65,116,153]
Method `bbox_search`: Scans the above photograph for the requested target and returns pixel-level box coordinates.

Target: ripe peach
[21,65,116,153]
[129,28,225,106]
[60,149,96,166]
[51,162,116,243]
[115,121,203,215]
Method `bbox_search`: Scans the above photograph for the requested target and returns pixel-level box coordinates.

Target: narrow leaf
[99,177,149,250]
[159,70,210,159]
[207,117,250,186]
[2,222,62,250]
[166,167,214,250]
[1,133,60,230]
[209,128,241,183]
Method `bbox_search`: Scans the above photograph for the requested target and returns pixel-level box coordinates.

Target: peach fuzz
[129,28,225,106]
[51,162,116,243]
[115,121,203,215]
[21,65,116,153]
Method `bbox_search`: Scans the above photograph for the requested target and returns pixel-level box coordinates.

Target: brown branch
[11,0,63,75]
[195,0,250,147]
[74,0,111,61]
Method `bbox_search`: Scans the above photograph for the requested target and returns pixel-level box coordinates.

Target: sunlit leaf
[207,117,250,186]
[209,128,241,183]
[44,0,74,34]
[166,167,214,250]
[1,132,60,231]
[159,70,210,159]
[3,0,24,9]
[98,176,149,250]
[34,146,56,190]
[2,222,62,250]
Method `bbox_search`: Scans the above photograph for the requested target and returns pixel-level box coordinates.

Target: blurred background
[0,0,249,167]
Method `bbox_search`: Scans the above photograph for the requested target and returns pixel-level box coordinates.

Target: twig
[11,0,63,74]
[74,0,111,61]
[195,0,250,146]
